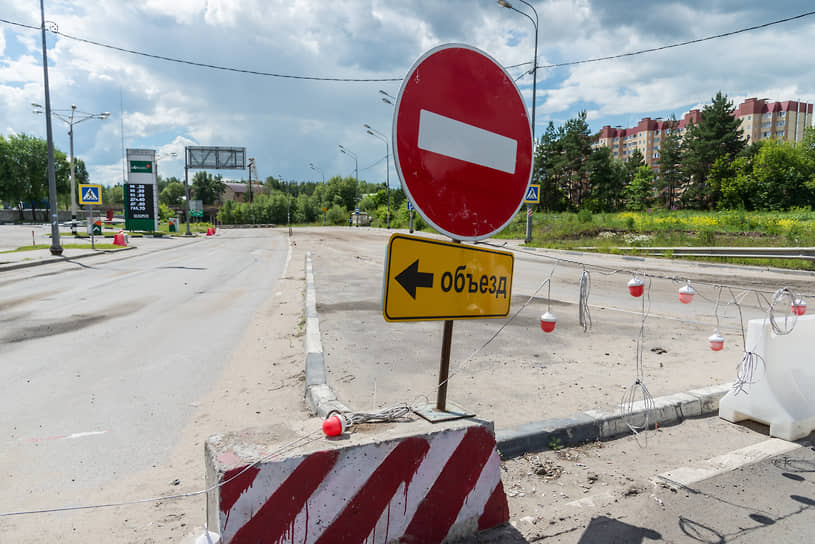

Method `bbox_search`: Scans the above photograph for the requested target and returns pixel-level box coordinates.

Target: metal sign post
[79,184,102,250]
[88,206,94,250]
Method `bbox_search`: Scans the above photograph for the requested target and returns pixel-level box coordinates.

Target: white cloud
[0,0,814,187]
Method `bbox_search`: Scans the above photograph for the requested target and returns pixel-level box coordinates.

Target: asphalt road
[1,225,813,543]
[637,444,815,543]
[0,229,289,503]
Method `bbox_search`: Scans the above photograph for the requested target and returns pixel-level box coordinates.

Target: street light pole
[32,104,110,234]
[279,174,292,234]
[37,1,61,255]
[309,162,325,225]
[338,145,358,224]
[363,124,390,229]
[498,0,538,244]
[183,147,192,236]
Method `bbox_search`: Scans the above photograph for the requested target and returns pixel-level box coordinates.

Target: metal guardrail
[577,247,815,261]
[217,224,277,229]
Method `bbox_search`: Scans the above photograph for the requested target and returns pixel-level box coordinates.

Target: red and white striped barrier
[206,423,509,543]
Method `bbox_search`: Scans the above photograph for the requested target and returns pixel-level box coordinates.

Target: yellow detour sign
[383,233,514,322]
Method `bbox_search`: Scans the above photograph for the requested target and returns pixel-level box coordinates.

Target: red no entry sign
[392,44,533,241]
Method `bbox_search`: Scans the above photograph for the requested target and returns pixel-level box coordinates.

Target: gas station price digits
[439,266,508,298]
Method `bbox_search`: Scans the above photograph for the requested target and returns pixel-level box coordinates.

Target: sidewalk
[0,224,199,273]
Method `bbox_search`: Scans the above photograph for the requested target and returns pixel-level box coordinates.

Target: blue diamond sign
[524,184,540,204]
[78,184,102,205]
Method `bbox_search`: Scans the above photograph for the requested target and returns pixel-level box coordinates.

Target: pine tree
[624,165,656,211]
[533,121,567,211]
[657,115,683,209]
[559,111,592,208]
[681,92,745,208]
[587,147,626,212]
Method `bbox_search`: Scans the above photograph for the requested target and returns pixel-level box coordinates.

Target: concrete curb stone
[304,252,351,418]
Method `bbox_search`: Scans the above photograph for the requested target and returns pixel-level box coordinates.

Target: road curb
[0,236,206,273]
[0,246,136,272]
[302,252,732,455]
[495,383,732,459]
[304,252,352,418]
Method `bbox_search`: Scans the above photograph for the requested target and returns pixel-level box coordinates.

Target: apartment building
[593,98,813,169]
[735,98,813,144]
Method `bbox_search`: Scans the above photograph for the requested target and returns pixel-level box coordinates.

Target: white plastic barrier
[719,314,815,441]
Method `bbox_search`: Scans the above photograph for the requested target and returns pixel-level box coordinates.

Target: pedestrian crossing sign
[524,184,540,204]
[79,184,102,205]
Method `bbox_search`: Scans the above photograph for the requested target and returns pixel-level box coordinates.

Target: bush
[158,203,174,221]
[326,204,348,225]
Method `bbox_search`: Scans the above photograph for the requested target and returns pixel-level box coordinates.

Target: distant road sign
[383,233,514,322]
[524,184,540,204]
[78,184,102,205]
[407,201,414,211]
[393,44,533,241]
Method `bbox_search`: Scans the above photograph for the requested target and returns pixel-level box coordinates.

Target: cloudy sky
[1,1,814,188]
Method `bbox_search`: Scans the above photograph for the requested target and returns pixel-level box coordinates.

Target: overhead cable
[2,10,814,82]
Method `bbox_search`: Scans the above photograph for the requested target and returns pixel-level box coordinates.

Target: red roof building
[592,98,813,169]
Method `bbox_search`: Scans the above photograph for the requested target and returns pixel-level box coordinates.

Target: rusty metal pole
[436,319,454,412]
[436,238,462,412]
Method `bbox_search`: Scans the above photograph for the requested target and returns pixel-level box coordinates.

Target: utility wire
[535,9,815,70]
[3,10,814,82]
[0,17,401,82]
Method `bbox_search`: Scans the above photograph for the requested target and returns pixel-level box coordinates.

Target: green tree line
[535,92,815,212]
[0,133,88,221]
[216,174,409,227]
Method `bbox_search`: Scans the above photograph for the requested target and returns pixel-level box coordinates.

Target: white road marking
[654,438,800,490]
[417,109,517,174]
[65,431,108,440]
[29,430,108,443]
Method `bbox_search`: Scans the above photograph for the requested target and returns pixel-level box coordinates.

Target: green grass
[1,243,122,253]
[492,209,815,270]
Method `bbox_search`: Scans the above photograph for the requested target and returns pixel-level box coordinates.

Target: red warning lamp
[540,311,557,333]
[792,298,807,316]
[678,283,696,304]
[708,332,724,351]
[322,413,347,437]
[627,277,644,297]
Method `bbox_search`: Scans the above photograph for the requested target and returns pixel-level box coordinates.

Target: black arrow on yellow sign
[395,259,434,299]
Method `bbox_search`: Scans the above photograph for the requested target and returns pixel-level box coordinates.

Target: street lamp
[498,0,538,244]
[278,173,293,234]
[309,162,326,225]
[183,148,192,235]
[338,145,359,222]
[363,124,391,229]
[379,90,396,106]
[32,103,110,235]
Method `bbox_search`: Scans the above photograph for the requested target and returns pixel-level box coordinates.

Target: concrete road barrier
[205,419,509,543]
[719,314,815,440]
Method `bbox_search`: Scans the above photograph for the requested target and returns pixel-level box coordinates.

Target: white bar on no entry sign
[417,109,517,174]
